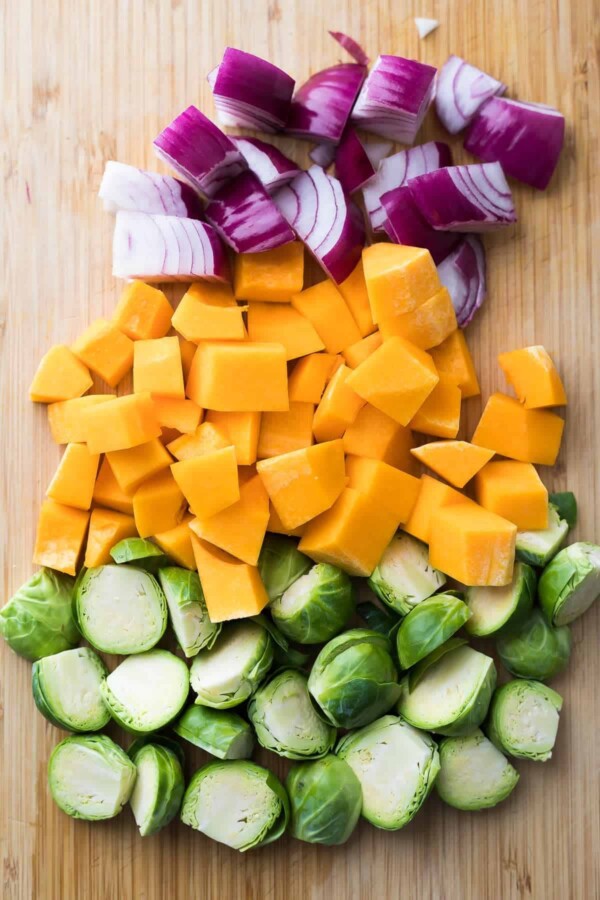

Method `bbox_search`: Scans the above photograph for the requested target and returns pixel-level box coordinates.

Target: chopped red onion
[209,48,295,132]
[438,236,487,326]
[233,137,301,193]
[153,105,247,198]
[408,162,517,232]
[274,164,365,283]
[335,128,392,195]
[362,141,452,231]
[205,170,295,253]
[351,54,437,142]
[381,186,460,264]
[435,56,506,134]
[112,212,229,283]
[99,161,203,218]
[309,143,337,168]
[328,31,370,66]
[286,64,366,144]
[464,97,565,190]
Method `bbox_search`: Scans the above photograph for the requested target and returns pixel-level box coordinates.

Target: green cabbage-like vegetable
[356,600,398,636]
[497,608,571,681]
[158,567,221,657]
[486,679,563,761]
[516,504,569,567]
[110,537,170,573]
[436,729,519,810]
[0,569,79,661]
[129,742,185,836]
[32,647,110,732]
[190,621,273,709]
[101,650,189,733]
[396,593,471,669]
[174,705,254,759]
[538,542,600,625]
[548,491,577,528]
[270,563,354,644]
[258,535,312,602]
[465,561,536,637]
[286,755,362,845]
[368,534,446,616]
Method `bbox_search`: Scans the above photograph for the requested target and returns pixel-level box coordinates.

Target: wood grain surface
[1,1,599,898]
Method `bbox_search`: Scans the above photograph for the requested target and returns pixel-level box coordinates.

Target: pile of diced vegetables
[3,32,600,850]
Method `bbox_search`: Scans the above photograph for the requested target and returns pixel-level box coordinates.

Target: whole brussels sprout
[270,563,354,644]
[0,569,79,660]
[286,755,362,845]
[497,608,571,681]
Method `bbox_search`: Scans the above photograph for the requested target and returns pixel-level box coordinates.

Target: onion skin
[381,186,460,264]
[210,48,295,132]
[233,137,301,193]
[205,171,296,253]
[435,55,506,134]
[286,64,367,144]
[437,236,487,327]
[99,161,203,218]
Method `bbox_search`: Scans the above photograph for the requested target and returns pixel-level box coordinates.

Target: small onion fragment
[286,64,366,144]
[153,105,247,198]
[351,54,437,143]
[464,97,565,191]
[381,186,460,264]
[414,18,439,39]
[408,162,517,232]
[274,164,365,283]
[233,137,301,193]
[205,170,295,253]
[112,211,229,283]
[435,55,506,134]
[335,128,392,195]
[209,48,295,132]
[99,161,203,218]
[437,236,487,327]
[309,143,336,168]
[328,31,369,66]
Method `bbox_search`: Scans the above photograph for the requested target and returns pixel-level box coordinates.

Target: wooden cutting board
[1,1,598,897]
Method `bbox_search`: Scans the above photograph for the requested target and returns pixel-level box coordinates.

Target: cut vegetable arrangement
[3,30,598,853]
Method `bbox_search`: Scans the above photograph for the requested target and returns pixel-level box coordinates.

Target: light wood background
[1,1,599,898]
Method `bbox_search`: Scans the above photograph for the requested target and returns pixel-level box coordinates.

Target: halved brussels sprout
[127,733,185,767]
[368,534,446,615]
[0,569,78,661]
[397,644,496,736]
[516,504,569,567]
[286,755,362,845]
[75,565,167,654]
[396,593,470,670]
[336,715,439,830]
[248,669,336,759]
[190,621,273,709]
[158,567,221,657]
[465,562,536,637]
[436,729,519,810]
[258,535,312,602]
[538,542,600,625]
[356,600,399,636]
[32,647,110,732]
[270,563,354,644]
[181,760,289,851]
[308,629,401,729]
[48,734,136,820]
[129,742,185,836]
[101,650,189,733]
[549,491,577,528]
[110,537,170,573]
[174,705,254,759]
[497,608,571,681]
[486,679,563,761]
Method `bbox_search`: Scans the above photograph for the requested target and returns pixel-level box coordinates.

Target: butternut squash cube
[179,337,197,381]
[83,393,161,454]
[362,243,441,321]
[84,508,137,568]
[186,342,288,411]
[410,441,495,488]
[313,365,365,442]
[430,330,480,398]
[234,242,305,302]
[154,514,196,569]
[30,345,93,403]
[429,503,517,587]
[474,460,548,530]
[113,281,173,340]
[403,474,473,544]
[33,500,90,576]
[338,260,377,338]
[71,319,134,387]
[190,474,270,566]
[106,439,173,494]
[257,440,346,530]
[167,422,231,461]
[171,446,239,519]
[247,303,324,360]
[190,535,270,622]
[346,455,421,524]
[46,443,100,510]
[205,411,261,466]
[288,353,341,404]
[172,283,246,342]
[342,332,383,368]
[133,336,184,399]
[153,397,203,434]
[498,345,567,408]
[291,281,361,353]
[133,469,187,538]
[379,287,457,349]
[409,378,462,439]
[472,393,564,465]
[93,458,134,515]
[48,395,115,445]
[257,403,314,459]
[343,404,417,473]
[267,504,307,537]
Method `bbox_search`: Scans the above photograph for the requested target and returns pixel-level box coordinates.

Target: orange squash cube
[171,446,239,519]
[267,504,307,537]
[153,514,196,569]
[167,421,231,461]
[291,281,362,354]
[46,443,100,510]
[71,319,134,387]
[338,260,377,337]
[234,241,304,302]
[186,342,288,412]
[257,403,314,459]
[410,441,494,489]
[403,474,473,544]
[83,393,161,454]
[343,404,417,473]
[474,460,548,530]
[113,281,173,341]
[409,378,462,439]
[205,411,261,466]
[30,346,93,403]
[342,332,383,368]
[178,337,197,381]
[133,336,185,399]
[498,345,567,408]
[378,287,457,350]
[247,302,324,360]
[153,397,203,434]
[472,393,564,466]
[172,282,246,342]
[313,365,365,442]
[47,395,116,444]
[429,330,480,398]
[93,458,135,515]
[106,438,173,494]
[362,243,441,321]
[346,455,421,524]
[84,508,138,568]
[190,535,270,622]
[33,500,90,576]
[288,353,342,404]
[133,469,187,538]
[429,503,517,587]
[190,474,270,566]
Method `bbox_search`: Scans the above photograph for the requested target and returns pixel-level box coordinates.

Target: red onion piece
[362,141,452,232]
[437,236,486,327]
[112,212,229,283]
[335,128,392,195]
[153,105,247,198]
[435,55,506,134]
[99,161,203,218]
[381,186,460,264]
[205,170,295,253]
[464,97,565,190]
[209,48,295,132]
[310,143,337,168]
[328,31,370,66]
[286,64,366,144]
[274,164,365,283]
[408,162,517,232]
[233,137,301,193]
[351,54,437,142]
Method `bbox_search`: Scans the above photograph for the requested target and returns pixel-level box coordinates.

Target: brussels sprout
[48,734,136,820]
[308,629,401,729]
[465,562,536,637]
[396,593,471,670]
[538,542,600,626]
[397,644,496,736]
[497,608,571,681]
[549,491,577,528]
[129,742,185,836]
[258,535,312,602]
[158,567,221,657]
[110,537,170,573]
[102,650,189,733]
[174,705,254,759]
[32,647,110,732]
[368,534,446,616]
[270,563,354,644]
[181,760,289,851]
[486,680,563,761]
[127,733,185,767]
[356,600,399,636]
[286,755,362,845]
[336,716,439,830]
[75,565,167,654]
[0,569,78,661]
[190,621,273,709]
[516,504,569,567]
[248,669,336,759]
[408,637,468,691]
[435,729,519,811]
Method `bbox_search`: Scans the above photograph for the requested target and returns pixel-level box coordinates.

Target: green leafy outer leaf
[173,705,254,759]
[110,538,170,573]
[436,729,519,811]
[129,743,185,836]
[497,608,571,681]
[32,647,110,732]
[538,542,600,626]
[258,535,312,602]
[396,593,471,670]
[286,755,362,845]
[486,679,563,761]
[0,569,78,661]
[269,563,354,644]
[549,491,578,528]
[356,600,398,636]
[158,567,221,657]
